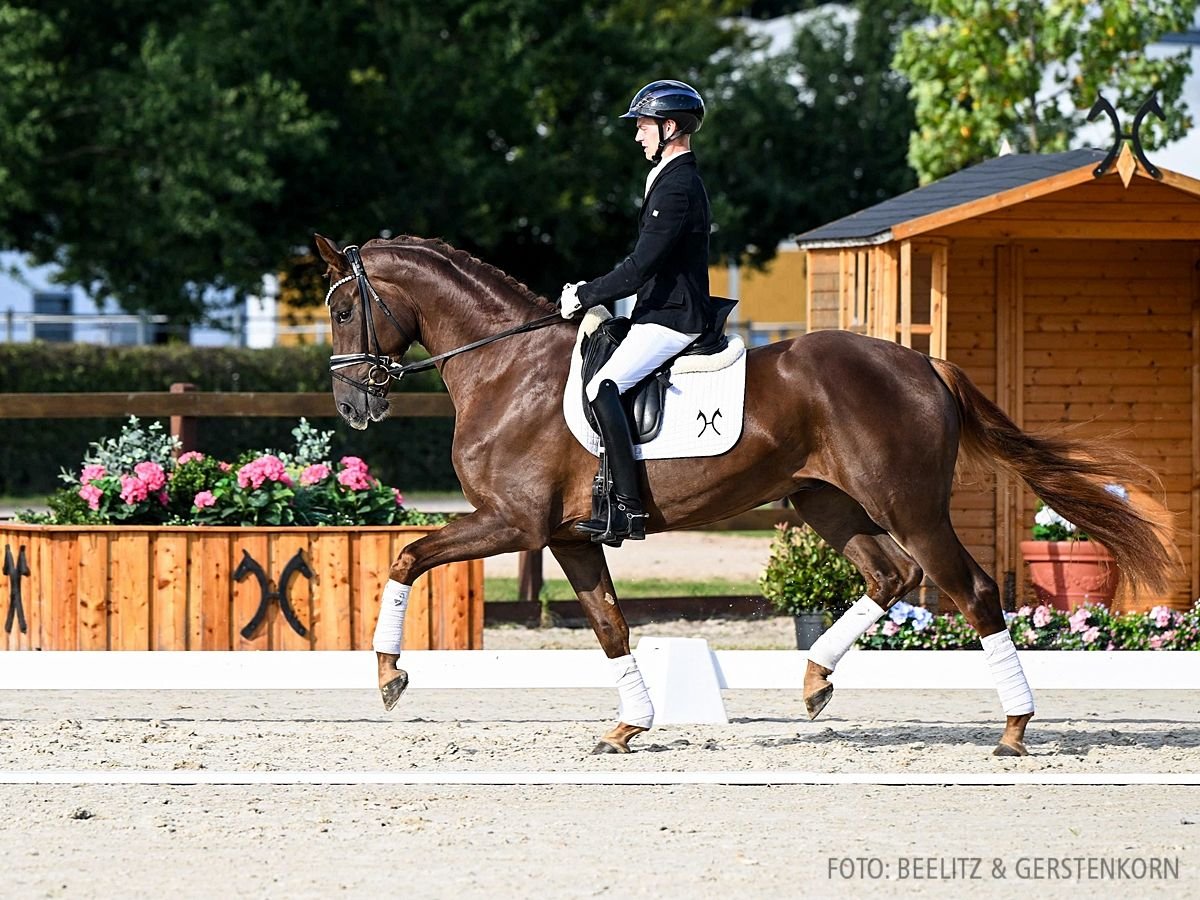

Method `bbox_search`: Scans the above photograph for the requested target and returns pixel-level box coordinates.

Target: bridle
[326,244,561,398]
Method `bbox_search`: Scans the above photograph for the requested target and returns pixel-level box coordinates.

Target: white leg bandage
[372,580,411,655]
[981,630,1035,716]
[807,595,886,671]
[611,654,654,729]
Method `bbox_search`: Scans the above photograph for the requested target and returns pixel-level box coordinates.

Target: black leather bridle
[326,244,561,398]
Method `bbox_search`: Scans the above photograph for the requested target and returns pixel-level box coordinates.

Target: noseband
[327,244,561,398]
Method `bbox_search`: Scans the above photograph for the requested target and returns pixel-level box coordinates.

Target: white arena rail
[2,643,1198,697]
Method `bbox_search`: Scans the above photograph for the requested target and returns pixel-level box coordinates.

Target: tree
[706,0,919,263]
[0,0,748,320]
[0,0,920,320]
[894,0,1199,183]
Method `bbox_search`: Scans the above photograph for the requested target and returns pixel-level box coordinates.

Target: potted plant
[1018,486,1125,612]
[1,417,481,652]
[758,524,865,650]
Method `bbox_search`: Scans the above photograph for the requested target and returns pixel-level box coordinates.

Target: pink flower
[337,467,374,490]
[134,461,166,492]
[300,463,332,486]
[864,623,878,637]
[80,464,106,485]
[177,451,205,465]
[1017,605,1032,618]
[393,488,405,507]
[1149,635,1164,650]
[119,474,149,505]
[218,461,232,472]
[1033,605,1051,628]
[78,483,103,511]
[1082,626,1100,645]
[340,456,369,473]
[157,490,169,506]
[882,620,900,637]
[193,491,216,509]
[1152,606,1173,628]
[237,454,291,489]
[1068,607,1090,634]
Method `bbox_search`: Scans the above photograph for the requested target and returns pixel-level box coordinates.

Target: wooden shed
[796,145,1200,611]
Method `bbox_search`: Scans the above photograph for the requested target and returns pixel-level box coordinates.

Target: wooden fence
[0,388,799,605]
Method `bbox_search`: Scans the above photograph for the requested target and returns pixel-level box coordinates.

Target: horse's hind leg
[550,539,650,754]
[897,522,1034,756]
[789,487,924,720]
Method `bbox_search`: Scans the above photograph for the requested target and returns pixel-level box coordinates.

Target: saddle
[580,297,738,444]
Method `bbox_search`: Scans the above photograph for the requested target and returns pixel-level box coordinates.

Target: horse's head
[315,234,419,430]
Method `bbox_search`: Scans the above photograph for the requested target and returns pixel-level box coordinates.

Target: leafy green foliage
[758,523,866,615]
[0,0,918,314]
[894,0,1199,183]
[66,416,179,482]
[708,0,919,263]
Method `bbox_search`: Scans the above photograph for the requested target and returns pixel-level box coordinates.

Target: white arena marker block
[634,637,728,725]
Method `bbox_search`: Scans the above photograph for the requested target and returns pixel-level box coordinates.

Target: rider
[559,79,717,544]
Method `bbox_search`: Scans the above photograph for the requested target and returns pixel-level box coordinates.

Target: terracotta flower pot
[1019,539,1120,611]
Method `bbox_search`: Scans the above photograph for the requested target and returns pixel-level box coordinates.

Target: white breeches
[585,322,699,401]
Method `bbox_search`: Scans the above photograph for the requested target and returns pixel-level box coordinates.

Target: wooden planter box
[0,524,482,651]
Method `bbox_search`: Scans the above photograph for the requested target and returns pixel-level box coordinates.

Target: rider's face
[635,116,675,161]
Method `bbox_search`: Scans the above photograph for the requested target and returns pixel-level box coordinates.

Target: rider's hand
[559,281,586,319]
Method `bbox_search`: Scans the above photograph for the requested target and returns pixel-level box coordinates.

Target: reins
[326,244,561,397]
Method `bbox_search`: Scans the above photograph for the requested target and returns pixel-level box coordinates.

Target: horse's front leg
[374,510,539,710]
[549,539,652,754]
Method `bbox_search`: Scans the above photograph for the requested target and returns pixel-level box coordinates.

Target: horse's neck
[407,268,568,409]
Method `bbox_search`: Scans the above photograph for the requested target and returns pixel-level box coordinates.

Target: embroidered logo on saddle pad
[563,307,747,460]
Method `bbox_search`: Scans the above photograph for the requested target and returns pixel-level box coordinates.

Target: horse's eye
[335,308,352,324]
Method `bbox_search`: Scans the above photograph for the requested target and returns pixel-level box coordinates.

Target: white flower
[1034,505,1076,532]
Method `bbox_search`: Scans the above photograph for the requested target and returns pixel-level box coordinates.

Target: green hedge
[0,343,459,495]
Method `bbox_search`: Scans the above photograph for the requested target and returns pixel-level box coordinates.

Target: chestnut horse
[315,233,1173,756]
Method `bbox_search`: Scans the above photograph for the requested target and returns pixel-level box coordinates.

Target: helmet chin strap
[649,120,683,165]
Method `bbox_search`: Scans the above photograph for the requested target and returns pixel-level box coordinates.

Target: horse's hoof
[591,723,648,754]
[380,670,409,711]
[993,741,1029,757]
[591,739,628,755]
[804,685,834,721]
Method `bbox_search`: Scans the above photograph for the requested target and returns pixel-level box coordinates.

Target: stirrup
[595,498,647,544]
[574,496,646,544]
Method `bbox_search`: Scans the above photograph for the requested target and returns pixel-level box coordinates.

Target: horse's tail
[928,357,1176,597]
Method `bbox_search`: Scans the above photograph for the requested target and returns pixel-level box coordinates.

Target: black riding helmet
[620,80,705,164]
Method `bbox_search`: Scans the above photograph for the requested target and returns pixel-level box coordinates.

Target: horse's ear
[314,233,348,273]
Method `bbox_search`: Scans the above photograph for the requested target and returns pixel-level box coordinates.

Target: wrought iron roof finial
[1087,93,1165,181]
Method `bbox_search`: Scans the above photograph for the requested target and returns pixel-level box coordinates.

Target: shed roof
[796,148,1111,248]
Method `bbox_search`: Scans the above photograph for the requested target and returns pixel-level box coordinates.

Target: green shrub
[758,523,865,616]
[0,343,458,495]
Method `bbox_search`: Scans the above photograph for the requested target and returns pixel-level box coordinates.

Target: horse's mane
[363,235,557,314]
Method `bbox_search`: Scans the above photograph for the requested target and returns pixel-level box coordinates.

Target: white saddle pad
[563,307,747,460]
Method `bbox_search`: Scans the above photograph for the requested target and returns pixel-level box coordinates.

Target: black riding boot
[575,380,647,543]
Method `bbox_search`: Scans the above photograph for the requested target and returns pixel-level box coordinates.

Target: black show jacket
[576,154,716,335]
